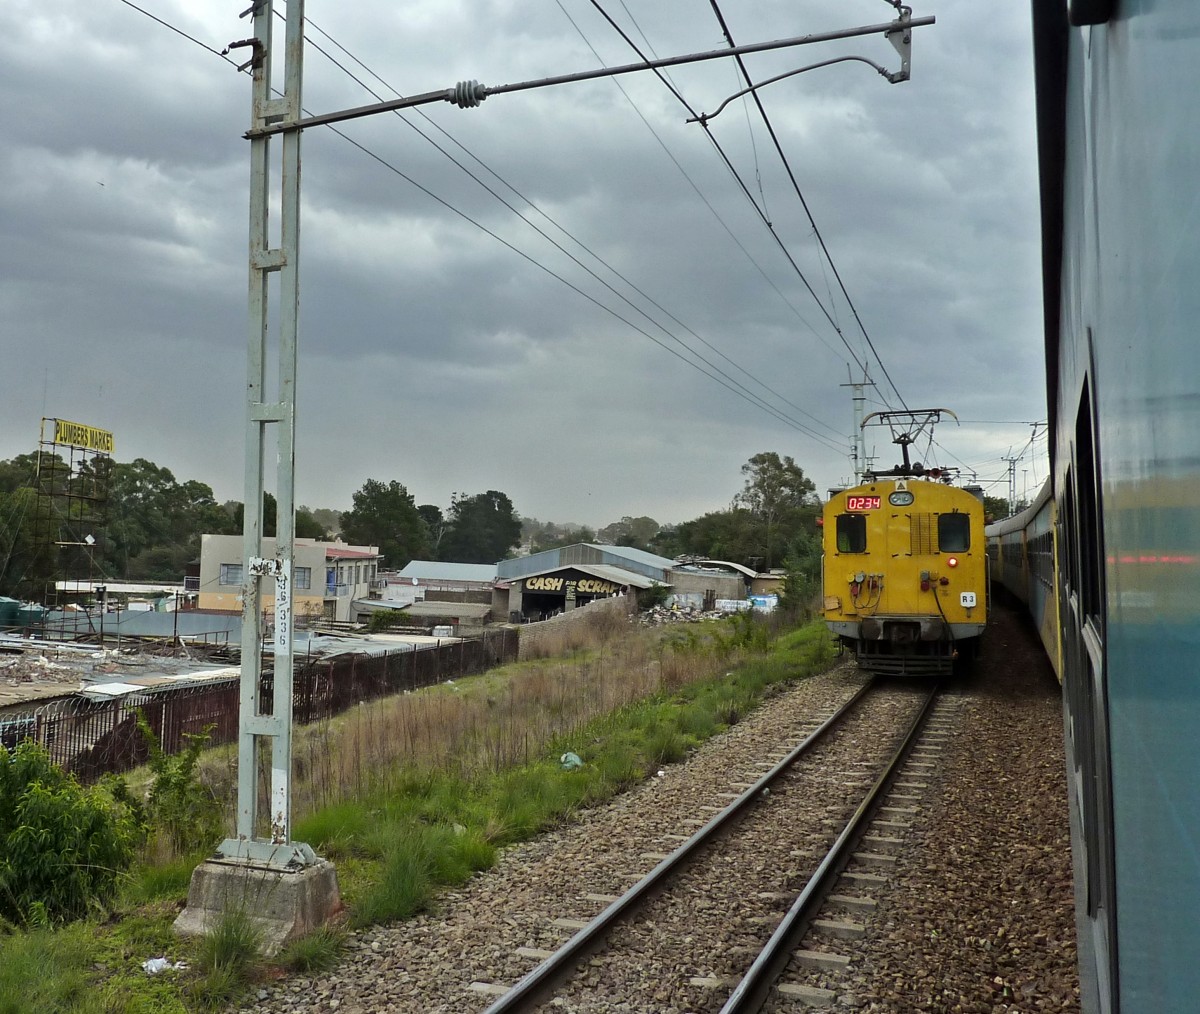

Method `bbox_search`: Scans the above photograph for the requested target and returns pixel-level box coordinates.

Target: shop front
[514,568,629,621]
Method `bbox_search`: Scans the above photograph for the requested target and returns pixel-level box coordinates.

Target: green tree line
[0,449,823,602]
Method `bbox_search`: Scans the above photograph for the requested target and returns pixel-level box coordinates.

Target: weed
[188,907,263,1009]
[3,616,839,1010]
[0,924,99,1014]
[276,924,345,974]
[351,832,434,925]
[136,713,223,861]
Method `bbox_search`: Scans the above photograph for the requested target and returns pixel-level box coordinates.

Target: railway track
[474,678,947,1013]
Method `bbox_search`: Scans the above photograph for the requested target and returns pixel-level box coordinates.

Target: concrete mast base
[173,856,341,956]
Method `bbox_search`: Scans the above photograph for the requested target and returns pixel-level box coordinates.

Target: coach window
[938,513,971,553]
[836,514,867,553]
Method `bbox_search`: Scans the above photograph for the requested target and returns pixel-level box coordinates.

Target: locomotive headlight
[947,557,959,568]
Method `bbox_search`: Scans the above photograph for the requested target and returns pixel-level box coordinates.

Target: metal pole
[247,15,934,138]
[218,0,313,868]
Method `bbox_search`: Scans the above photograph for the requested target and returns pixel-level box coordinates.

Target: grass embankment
[0,612,836,1013]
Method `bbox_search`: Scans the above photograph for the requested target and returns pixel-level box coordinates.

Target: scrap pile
[638,604,726,625]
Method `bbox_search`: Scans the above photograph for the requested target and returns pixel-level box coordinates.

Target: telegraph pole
[220,0,308,868]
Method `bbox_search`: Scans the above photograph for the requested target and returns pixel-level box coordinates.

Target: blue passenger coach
[985,482,1059,675]
[1031,1,1200,1011]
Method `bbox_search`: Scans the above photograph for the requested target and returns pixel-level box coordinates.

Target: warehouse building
[496,544,744,621]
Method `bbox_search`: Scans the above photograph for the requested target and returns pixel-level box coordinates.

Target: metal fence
[15,628,519,782]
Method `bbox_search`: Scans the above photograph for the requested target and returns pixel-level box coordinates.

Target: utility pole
[176,0,329,954]
[178,0,935,952]
[1002,453,1020,515]
[841,370,875,483]
[222,0,307,868]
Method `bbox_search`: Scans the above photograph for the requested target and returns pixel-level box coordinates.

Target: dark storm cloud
[1,0,1048,523]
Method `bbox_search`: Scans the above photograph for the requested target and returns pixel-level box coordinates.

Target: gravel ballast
[237,606,1078,1013]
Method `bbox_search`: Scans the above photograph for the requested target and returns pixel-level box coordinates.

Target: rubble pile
[638,604,727,625]
[0,644,151,687]
[0,653,80,686]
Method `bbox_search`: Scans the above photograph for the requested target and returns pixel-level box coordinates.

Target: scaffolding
[33,418,113,637]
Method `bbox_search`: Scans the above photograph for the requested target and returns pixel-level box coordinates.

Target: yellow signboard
[51,418,115,454]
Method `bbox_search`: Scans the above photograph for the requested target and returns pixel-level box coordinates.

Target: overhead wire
[303,17,847,445]
[328,121,845,451]
[112,0,849,450]
[580,0,873,380]
[704,0,910,412]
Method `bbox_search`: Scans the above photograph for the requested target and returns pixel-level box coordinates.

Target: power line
[304,17,847,444]
[319,123,847,449]
[582,0,873,380]
[705,0,910,412]
[113,1,848,450]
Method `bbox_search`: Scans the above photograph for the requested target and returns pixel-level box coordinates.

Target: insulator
[450,80,487,109]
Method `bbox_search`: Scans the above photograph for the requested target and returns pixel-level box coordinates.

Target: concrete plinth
[174,856,341,956]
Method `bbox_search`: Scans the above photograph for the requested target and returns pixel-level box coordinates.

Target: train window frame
[835,513,867,553]
[937,512,971,553]
[1075,381,1104,629]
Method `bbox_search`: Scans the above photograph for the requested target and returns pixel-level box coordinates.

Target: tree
[224,496,326,540]
[735,452,818,569]
[295,507,328,540]
[439,490,522,563]
[0,452,43,495]
[982,495,1024,523]
[671,508,760,564]
[597,516,660,550]
[0,487,56,599]
[300,505,341,538]
[104,460,231,580]
[530,525,595,554]
[417,504,448,554]
[340,479,430,568]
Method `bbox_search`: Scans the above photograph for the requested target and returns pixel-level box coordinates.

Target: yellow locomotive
[822,451,988,676]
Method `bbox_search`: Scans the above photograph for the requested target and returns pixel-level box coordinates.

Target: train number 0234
[846,495,881,511]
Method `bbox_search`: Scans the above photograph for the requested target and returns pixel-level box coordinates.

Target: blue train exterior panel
[1033,2,1200,1010]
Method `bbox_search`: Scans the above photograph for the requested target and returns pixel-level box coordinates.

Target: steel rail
[718,683,942,1013]
[480,676,877,1014]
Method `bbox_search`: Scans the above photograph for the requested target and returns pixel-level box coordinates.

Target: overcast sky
[0,0,1049,528]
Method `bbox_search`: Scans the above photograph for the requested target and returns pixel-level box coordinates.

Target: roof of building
[324,546,379,560]
[679,559,758,579]
[497,543,674,583]
[587,544,677,569]
[55,581,185,595]
[394,561,497,583]
[40,610,240,641]
[400,601,494,620]
[513,563,657,590]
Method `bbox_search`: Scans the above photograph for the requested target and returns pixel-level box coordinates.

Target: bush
[0,741,142,926]
[137,712,223,859]
[636,583,670,609]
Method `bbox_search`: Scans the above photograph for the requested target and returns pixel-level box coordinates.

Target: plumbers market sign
[51,418,115,454]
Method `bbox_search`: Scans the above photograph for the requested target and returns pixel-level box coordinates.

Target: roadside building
[357,560,498,632]
[493,544,738,621]
[497,544,667,621]
[197,534,380,622]
[376,561,497,607]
